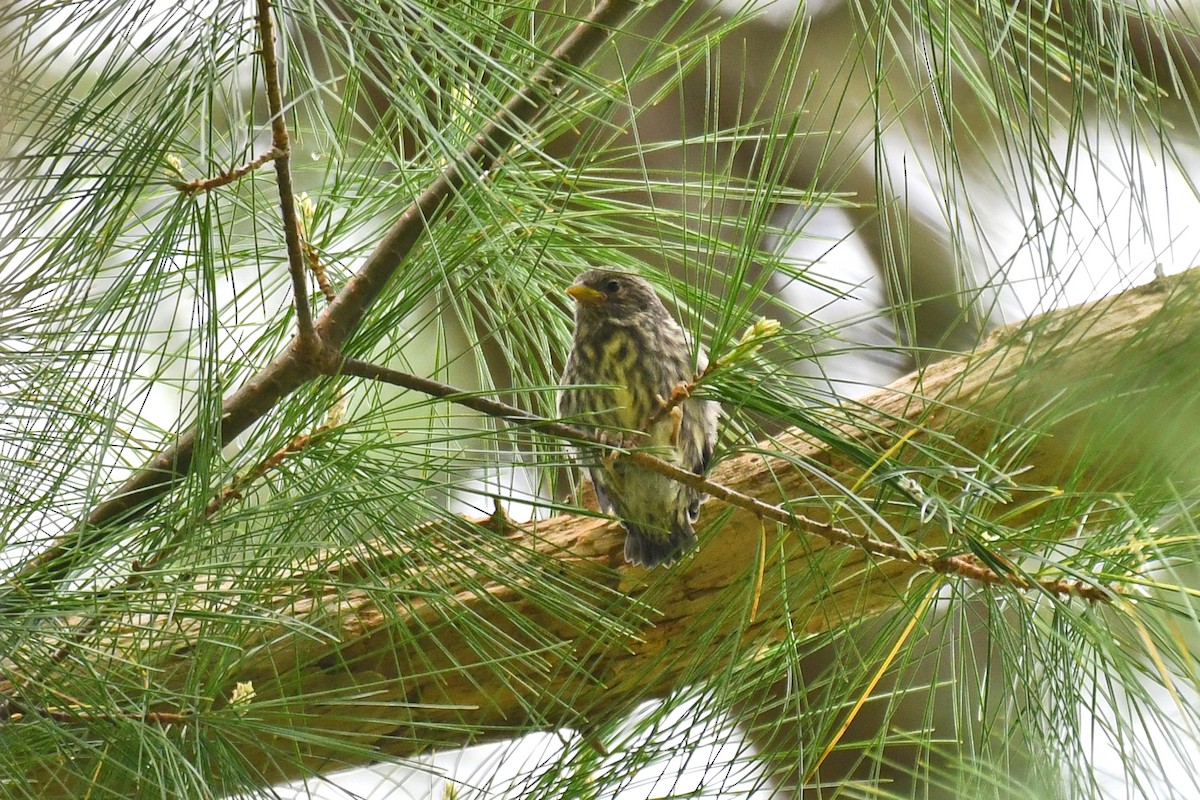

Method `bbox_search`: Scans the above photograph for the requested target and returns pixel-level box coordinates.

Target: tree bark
[24,268,1200,790]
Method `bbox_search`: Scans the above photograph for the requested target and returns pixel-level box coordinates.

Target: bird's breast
[600,332,647,428]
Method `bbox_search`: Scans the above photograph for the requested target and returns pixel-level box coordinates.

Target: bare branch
[255,0,316,343]
[172,147,284,193]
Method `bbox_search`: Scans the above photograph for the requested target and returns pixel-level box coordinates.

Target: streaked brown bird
[559,269,720,567]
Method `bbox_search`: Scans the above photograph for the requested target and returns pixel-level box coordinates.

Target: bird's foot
[485,497,514,535]
[598,430,638,487]
[669,405,684,446]
[654,382,692,439]
[654,380,692,411]
[652,390,688,447]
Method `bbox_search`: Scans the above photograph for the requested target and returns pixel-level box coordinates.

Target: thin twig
[173,147,284,193]
[9,706,193,726]
[256,0,315,343]
[3,694,194,726]
[644,320,778,428]
[1,684,188,723]
[336,357,1116,602]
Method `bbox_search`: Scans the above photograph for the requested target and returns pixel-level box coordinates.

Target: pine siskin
[559,269,720,567]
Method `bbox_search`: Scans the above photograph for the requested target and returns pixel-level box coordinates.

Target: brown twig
[644,321,781,429]
[335,357,1115,602]
[255,0,315,343]
[173,147,284,193]
[2,679,200,726]
[0,681,198,724]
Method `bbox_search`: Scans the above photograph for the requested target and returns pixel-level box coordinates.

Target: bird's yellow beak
[565,284,605,305]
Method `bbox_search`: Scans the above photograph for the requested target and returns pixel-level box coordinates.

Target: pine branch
[9,266,1197,793]
[3,0,642,593]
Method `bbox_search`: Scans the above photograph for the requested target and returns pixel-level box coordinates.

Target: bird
[559,269,720,567]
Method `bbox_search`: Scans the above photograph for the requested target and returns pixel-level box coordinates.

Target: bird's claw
[655,380,692,409]
[653,381,692,442]
[653,389,688,447]
[599,430,637,488]
[668,405,684,446]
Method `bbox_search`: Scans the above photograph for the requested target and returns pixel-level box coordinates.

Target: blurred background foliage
[2,0,1200,797]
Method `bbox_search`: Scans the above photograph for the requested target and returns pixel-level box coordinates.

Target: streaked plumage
[559,270,720,567]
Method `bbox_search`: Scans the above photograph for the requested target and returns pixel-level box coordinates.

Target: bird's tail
[622,520,697,568]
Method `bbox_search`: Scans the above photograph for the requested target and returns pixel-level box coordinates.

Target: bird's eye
[604,279,621,294]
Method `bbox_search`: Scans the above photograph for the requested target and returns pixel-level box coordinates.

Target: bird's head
[565,270,668,328]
